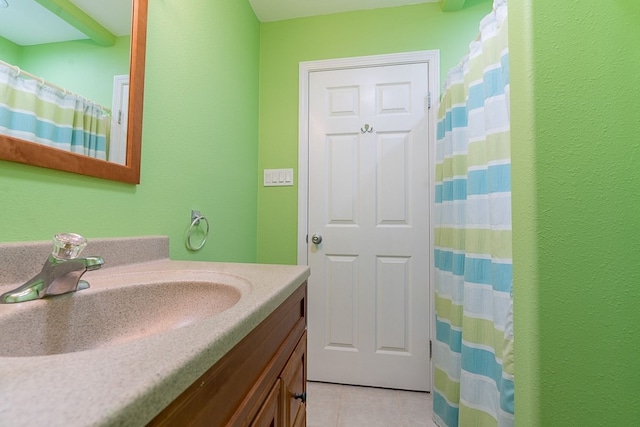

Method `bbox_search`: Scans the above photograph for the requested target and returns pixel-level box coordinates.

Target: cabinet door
[251,379,281,427]
[280,332,307,427]
[292,402,306,427]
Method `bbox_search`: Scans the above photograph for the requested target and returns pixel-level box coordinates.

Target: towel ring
[186,210,210,251]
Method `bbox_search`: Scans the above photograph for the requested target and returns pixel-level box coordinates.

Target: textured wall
[510,1,640,425]
[18,36,130,107]
[1,1,491,265]
[0,0,260,264]
[256,1,492,264]
[0,36,20,64]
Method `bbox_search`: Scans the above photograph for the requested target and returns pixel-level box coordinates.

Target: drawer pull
[293,392,307,403]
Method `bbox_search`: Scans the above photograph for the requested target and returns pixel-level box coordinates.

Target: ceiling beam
[34,0,116,46]
[441,0,466,12]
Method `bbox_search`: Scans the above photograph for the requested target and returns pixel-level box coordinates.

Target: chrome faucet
[1,233,104,304]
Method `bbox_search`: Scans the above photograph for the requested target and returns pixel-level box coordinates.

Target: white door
[307,62,431,391]
[109,75,129,165]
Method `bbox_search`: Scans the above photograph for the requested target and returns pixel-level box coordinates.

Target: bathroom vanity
[150,282,307,426]
[0,236,310,426]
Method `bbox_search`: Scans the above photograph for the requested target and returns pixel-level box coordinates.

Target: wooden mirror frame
[0,0,148,184]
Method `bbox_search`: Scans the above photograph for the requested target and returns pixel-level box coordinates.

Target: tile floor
[306,381,437,427]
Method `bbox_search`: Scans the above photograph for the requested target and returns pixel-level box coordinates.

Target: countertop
[0,259,310,426]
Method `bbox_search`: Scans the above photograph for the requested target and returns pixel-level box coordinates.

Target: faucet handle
[52,233,87,260]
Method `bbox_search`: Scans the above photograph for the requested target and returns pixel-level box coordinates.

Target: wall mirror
[0,0,147,184]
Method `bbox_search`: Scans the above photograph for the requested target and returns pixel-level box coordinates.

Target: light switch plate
[264,168,294,186]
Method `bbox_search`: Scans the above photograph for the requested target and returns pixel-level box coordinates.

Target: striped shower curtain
[433,0,514,426]
[0,61,110,160]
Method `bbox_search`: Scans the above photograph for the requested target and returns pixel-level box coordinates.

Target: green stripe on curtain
[434,367,461,404]
[435,295,464,328]
[435,228,512,259]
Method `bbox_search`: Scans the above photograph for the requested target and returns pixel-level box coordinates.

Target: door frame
[109,74,129,165]
[297,50,440,389]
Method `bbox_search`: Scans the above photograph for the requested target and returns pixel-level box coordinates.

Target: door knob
[311,234,322,245]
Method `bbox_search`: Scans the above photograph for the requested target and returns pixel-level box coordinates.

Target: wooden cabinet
[149,283,307,427]
[252,332,307,427]
[280,333,306,427]
[250,380,280,427]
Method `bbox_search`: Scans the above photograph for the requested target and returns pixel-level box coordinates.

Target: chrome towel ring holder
[186,210,210,251]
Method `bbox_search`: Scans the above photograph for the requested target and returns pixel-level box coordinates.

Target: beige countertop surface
[0,259,310,426]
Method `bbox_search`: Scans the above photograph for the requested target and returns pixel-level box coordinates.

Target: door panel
[377,133,410,224]
[325,255,358,350]
[376,256,410,353]
[327,134,359,224]
[307,62,431,391]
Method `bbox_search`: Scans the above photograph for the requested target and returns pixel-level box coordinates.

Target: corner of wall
[507,0,541,425]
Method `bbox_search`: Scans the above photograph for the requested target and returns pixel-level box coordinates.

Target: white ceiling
[250,0,439,22]
[0,0,131,46]
[0,0,439,47]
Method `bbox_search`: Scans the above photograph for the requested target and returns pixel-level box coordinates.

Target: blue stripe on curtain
[448,106,469,129]
[468,67,507,110]
[437,106,469,139]
[0,107,107,152]
[441,178,469,201]
[501,55,510,85]
[434,391,460,427]
[436,320,463,353]
[468,84,486,111]
[465,258,512,292]
[467,165,511,195]
[500,377,515,413]
[461,344,504,385]
[434,250,467,276]
[436,253,512,293]
[433,0,513,426]
[435,184,443,203]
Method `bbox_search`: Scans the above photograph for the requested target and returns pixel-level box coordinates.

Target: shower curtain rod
[0,59,111,113]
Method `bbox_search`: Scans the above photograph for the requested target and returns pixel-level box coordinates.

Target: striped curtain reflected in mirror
[0,60,110,160]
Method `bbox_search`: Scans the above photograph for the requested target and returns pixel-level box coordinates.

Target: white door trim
[297,50,440,265]
[109,75,130,165]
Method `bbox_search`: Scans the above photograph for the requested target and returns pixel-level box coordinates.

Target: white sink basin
[0,272,247,357]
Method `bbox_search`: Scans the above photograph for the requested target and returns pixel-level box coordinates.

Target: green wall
[0,36,20,64]
[510,1,640,425]
[6,0,640,423]
[2,1,490,265]
[256,1,492,264]
[0,36,129,107]
[19,37,130,107]
[0,0,260,263]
